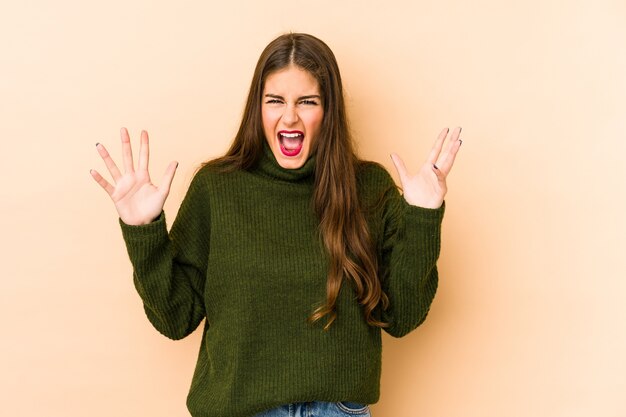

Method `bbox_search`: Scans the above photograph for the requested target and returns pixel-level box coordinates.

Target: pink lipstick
[278,130,304,157]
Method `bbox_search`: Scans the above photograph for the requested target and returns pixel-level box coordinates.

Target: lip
[278,130,304,135]
[277,130,304,157]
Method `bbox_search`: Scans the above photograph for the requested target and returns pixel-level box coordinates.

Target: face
[262,65,324,169]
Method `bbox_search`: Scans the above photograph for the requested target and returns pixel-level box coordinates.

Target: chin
[268,137,310,169]
[275,153,309,169]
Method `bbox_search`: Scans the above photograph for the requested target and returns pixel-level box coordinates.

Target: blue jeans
[252,401,372,417]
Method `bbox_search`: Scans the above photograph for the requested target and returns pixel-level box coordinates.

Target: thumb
[158,161,178,198]
[390,153,409,184]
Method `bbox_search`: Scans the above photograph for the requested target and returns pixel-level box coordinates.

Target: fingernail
[433,164,439,170]
[459,139,463,146]
[459,127,462,134]
[95,142,100,147]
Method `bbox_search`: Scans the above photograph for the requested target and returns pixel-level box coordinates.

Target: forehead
[263,65,320,95]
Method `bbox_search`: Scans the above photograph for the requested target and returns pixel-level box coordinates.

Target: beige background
[1,0,625,416]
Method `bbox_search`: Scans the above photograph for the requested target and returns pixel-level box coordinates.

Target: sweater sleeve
[118,171,210,340]
[378,179,445,338]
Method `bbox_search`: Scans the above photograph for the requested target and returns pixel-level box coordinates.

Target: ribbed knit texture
[119,142,444,417]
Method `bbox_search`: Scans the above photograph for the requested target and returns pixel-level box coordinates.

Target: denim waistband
[251,400,371,417]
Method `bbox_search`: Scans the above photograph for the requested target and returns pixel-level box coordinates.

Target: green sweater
[119,143,444,417]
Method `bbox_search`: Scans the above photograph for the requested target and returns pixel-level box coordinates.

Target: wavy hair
[202,33,389,330]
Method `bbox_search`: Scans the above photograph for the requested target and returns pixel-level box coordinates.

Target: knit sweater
[119,143,444,417]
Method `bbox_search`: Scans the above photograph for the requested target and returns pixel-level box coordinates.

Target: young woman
[91,33,461,417]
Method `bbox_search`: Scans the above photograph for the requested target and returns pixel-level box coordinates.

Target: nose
[282,104,299,125]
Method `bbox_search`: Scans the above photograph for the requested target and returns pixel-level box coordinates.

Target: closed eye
[265,99,284,104]
[299,99,319,105]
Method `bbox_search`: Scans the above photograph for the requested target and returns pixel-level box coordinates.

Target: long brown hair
[202,33,389,330]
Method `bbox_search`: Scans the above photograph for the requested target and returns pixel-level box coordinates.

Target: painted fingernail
[459,139,463,146]
[95,142,100,147]
[433,164,439,170]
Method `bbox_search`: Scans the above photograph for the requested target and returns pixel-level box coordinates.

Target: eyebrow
[264,94,322,100]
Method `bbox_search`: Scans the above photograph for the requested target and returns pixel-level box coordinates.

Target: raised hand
[390,127,462,209]
[90,128,178,226]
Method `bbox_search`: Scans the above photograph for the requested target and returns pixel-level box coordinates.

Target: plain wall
[1,1,625,416]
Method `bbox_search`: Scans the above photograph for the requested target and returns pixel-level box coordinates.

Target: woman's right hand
[90,127,178,226]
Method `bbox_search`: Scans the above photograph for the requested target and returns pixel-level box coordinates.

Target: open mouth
[278,130,304,157]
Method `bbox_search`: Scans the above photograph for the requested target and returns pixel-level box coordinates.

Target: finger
[426,127,449,164]
[138,130,149,172]
[436,127,463,175]
[90,168,115,197]
[390,153,409,183]
[451,126,462,141]
[95,142,122,182]
[431,164,445,183]
[120,127,135,174]
[158,161,179,198]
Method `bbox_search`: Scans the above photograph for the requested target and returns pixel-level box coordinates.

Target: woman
[90,33,461,417]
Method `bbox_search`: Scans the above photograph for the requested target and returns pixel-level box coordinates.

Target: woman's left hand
[390,127,462,209]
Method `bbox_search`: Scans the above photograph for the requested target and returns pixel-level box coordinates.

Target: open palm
[90,128,178,226]
[391,127,462,209]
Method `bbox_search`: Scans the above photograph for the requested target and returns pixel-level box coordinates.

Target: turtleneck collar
[252,140,316,184]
